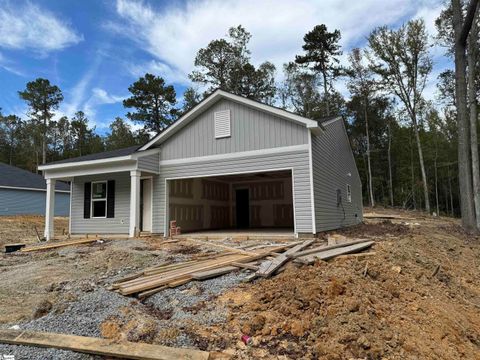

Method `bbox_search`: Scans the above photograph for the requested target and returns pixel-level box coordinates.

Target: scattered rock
[32,299,53,319]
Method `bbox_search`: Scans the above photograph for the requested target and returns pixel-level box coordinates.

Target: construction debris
[0,329,210,360]
[113,244,297,297]
[112,238,375,298]
[4,243,26,253]
[295,241,375,265]
[20,238,100,252]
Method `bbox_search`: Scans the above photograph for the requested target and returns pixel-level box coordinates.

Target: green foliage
[189,25,276,103]
[105,117,142,150]
[181,87,202,115]
[18,78,63,124]
[123,73,177,133]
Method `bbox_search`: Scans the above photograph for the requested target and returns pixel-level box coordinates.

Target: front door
[236,189,250,229]
[140,179,152,232]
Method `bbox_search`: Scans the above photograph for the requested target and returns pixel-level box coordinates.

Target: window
[214,109,231,138]
[91,181,107,218]
[346,184,352,203]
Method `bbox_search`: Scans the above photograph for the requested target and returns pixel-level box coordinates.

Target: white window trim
[346,184,352,203]
[91,181,108,219]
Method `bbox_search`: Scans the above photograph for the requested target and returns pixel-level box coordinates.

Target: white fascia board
[38,148,160,171]
[44,162,137,180]
[159,144,309,166]
[321,116,342,127]
[140,89,321,150]
[0,185,70,193]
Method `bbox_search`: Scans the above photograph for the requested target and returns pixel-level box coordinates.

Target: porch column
[44,178,56,241]
[129,170,141,237]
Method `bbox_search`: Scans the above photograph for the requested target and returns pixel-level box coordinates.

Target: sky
[0,0,451,134]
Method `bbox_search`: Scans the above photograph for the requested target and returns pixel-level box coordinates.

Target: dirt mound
[197,219,480,359]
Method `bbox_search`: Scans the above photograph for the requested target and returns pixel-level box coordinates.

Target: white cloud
[0,1,83,52]
[111,0,444,86]
[0,51,25,76]
[82,88,127,128]
[127,60,190,85]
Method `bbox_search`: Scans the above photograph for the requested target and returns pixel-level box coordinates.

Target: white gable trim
[140,89,323,150]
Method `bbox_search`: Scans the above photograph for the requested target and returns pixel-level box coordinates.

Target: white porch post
[129,170,141,237]
[44,178,56,241]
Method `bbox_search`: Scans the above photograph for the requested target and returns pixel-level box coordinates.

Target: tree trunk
[467,14,480,229]
[388,120,394,207]
[448,165,454,217]
[452,0,477,231]
[321,66,330,116]
[412,113,430,213]
[434,152,439,216]
[364,101,375,207]
[410,134,416,210]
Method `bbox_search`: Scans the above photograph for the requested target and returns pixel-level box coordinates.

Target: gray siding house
[39,90,362,240]
[0,163,70,216]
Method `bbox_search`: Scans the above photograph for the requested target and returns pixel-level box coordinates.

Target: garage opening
[166,170,294,236]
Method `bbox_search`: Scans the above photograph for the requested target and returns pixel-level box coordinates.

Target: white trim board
[159,144,309,166]
[140,89,323,150]
[0,185,70,193]
[307,130,317,234]
[38,148,160,171]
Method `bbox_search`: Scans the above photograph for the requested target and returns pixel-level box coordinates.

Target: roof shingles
[0,163,70,191]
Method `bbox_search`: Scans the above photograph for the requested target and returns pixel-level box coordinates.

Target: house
[38,89,362,240]
[0,162,70,216]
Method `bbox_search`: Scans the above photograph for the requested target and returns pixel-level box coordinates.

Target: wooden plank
[335,252,377,259]
[20,238,98,252]
[231,262,259,271]
[295,241,375,265]
[0,329,210,360]
[256,240,315,278]
[137,286,168,300]
[287,239,371,259]
[191,266,238,280]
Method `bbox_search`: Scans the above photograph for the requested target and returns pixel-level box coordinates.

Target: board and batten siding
[311,119,363,231]
[71,173,130,234]
[0,188,70,216]
[152,148,313,235]
[137,153,159,173]
[160,99,309,160]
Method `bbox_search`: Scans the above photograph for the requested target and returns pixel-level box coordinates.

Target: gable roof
[0,163,70,192]
[139,89,324,151]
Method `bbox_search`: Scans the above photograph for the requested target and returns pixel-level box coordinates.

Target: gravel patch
[0,288,132,360]
[0,269,250,358]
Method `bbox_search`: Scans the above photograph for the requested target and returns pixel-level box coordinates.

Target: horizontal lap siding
[152,149,312,234]
[71,173,130,234]
[0,189,70,216]
[160,99,309,160]
[312,120,363,232]
[138,153,159,173]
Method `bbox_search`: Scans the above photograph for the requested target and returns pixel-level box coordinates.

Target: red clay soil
[189,215,480,359]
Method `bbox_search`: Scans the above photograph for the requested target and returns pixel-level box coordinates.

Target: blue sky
[0,0,450,135]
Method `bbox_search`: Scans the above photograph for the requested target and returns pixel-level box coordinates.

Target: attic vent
[214,109,231,138]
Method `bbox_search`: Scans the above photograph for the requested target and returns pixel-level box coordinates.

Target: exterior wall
[160,99,309,160]
[137,153,159,173]
[152,147,313,235]
[70,172,131,234]
[311,119,363,232]
[0,188,70,216]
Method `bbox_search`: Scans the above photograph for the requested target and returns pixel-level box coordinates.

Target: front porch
[38,148,160,240]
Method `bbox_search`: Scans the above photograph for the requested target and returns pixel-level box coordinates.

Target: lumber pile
[112,244,296,298]
[249,239,375,281]
[111,238,375,298]
[0,329,210,360]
